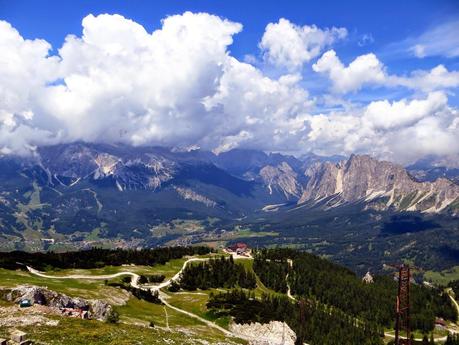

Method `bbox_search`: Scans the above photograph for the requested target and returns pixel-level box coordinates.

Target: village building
[0,338,7,345]
[227,242,249,255]
[434,317,447,330]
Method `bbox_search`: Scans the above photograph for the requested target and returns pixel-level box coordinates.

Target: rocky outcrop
[174,187,217,207]
[299,154,459,214]
[230,321,296,345]
[259,162,303,199]
[2,285,112,321]
[362,271,374,284]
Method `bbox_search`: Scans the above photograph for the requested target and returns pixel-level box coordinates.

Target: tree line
[107,278,162,304]
[138,274,165,284]
[445,334,459,345]
[178,256,256,290]
[0,246,212,270]
[448,279,459,293]
[252,248,457,333]
[207,289,384,345]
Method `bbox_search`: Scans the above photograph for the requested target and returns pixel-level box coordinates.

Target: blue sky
[2,0,458,66]
[0,0,459,163]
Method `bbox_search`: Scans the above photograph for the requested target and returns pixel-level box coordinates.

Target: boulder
[230,321,296,345]
[2,285,111,321]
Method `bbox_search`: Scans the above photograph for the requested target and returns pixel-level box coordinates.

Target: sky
[1,0,459,164]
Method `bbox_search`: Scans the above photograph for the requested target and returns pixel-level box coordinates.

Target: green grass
[114,296,209,329]
[384,328,448,341]
[424,266,459,286]
[234,258,282,298]
[32,257,191,280]
[164,291,210,319]
[0,316,245,345]
[0,259,247,345]
[0,268,129,303]
[160,257,280,331]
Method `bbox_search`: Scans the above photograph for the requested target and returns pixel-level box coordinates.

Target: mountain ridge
[299,154,459,214]
[1,143,458,215]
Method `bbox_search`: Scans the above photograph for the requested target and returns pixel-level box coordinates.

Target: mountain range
[0,142,458,269]
[2,143,458,209]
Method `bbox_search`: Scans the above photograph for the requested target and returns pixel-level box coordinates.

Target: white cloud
[312,50,386,93]
[259,18,347,70]
[305,92,459,163]
[357,33,374,47]
[203,58,312,152]
[0,20,60,154]
[363,91,447,130]
[409,20,459,58]
[0,13,312,156]
[314,50,459,94]
[392,65,459,92]
[0,13,458,164]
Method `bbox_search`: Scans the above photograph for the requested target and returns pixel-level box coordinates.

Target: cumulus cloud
[314,50,459,94]
[363,91,447,129]
[392,65,459,92]
[0,13,458,164]
[0,13,313,156]
[306,92,459,163]
[0,21,60,154]
[259,18,347,70]
[312,50,386,93]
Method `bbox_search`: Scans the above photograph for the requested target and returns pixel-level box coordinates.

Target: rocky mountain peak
[299,154,459,214]
[259,162,303,199]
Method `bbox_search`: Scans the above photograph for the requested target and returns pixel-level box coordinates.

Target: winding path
[286,259,296,302]
[26,266,141,287]
[446,288,459,318]
[26,257,244,340]
[159,291,234,336]
[28,255,455,343]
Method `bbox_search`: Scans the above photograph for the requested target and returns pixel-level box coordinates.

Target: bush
[168,280,180,292]
[138,275,148,284]
[148,274,166,283]
[106,309,120,324]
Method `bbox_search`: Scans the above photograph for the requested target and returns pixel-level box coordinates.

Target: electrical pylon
[394,264,411,345]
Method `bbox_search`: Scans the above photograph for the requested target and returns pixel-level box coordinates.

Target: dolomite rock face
[38,143,177,191]
[230,321,296,345]
[259,162,303,199]
[299,154,459,214]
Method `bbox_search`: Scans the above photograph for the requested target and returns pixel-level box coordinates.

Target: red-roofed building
[227,242,249,255]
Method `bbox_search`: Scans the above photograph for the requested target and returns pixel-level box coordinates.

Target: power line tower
[297,298,307,344]
[394,264,411,345]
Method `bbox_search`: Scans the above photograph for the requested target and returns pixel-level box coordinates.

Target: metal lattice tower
[395,264,411,345]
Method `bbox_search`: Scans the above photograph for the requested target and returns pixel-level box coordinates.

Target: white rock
[230,320,296,345]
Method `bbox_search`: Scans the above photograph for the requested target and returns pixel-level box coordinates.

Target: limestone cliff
[299,155,459,214]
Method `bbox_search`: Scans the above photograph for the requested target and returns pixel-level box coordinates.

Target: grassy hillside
[0,247,457,345]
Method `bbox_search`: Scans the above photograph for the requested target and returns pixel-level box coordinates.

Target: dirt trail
[286,259,296,302]
[27,266,141,287]
[27,257,246,340]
